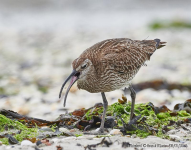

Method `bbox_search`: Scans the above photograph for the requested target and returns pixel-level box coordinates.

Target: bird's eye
[81,64,87,69]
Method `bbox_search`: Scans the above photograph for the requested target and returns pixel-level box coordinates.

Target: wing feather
[85,38,165,79]
[100,39,161,75]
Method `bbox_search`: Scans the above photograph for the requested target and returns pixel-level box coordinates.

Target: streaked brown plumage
[59,38,166,133]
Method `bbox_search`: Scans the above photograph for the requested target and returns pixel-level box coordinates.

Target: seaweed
[1,97,191,145]
[0,114,38,145]
[149,20,191,30]
[81,98,191,138]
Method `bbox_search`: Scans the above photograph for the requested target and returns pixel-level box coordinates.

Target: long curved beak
[59,70,80,107]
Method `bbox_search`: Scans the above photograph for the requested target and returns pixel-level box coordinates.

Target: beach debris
[21,140,34,146]
[0,109,62,128]
[109,129,122,135]
[1,98,191,145]
[174,99,191,113]
[118,94,127,104]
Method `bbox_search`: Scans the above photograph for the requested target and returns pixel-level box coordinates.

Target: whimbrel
[59,38,166,133]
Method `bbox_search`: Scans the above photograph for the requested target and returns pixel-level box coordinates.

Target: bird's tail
[154,39,166,49]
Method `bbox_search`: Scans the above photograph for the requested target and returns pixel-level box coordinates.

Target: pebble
[109,129,122,135]
[21,140,35,146]
[70,128,79,132]
[167,130,176,134]
[40,127,54,132]
[17,107,30,115]
[59,127,70,133]
[36,140,42,146]
[95,128,100,132]
[131,134,137,138]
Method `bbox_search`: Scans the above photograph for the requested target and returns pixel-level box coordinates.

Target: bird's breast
[77,73,132,93]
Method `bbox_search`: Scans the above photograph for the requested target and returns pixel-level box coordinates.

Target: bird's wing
[99,38,160,75]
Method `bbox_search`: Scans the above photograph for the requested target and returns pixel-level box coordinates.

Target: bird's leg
[99,92,108,133]
[129,86,136,120]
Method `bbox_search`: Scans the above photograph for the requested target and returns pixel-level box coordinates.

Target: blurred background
[0,0,191,120]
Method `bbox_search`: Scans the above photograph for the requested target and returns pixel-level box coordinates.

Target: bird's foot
[84,128,109,135]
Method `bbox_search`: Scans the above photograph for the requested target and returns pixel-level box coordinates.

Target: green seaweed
[178,110,190,117]
[85,107,103,120]
[1,99,191,144]
[0,114,38,145]
[0,87,5,95]
[75,134,83,137]
[84,101,191,138]
[149,20,191,30]
[38,86,49,94]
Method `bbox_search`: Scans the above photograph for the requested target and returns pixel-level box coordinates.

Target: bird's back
[77,38,166,92]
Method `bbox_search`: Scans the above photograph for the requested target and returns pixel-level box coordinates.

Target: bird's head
[59,58,93,107]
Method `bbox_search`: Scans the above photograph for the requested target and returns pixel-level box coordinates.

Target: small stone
[95,128,100,132]
[168,130,176,134]
[153,125,158,129]
[8,135,19,145]
[104,116,117,128]
[126,135,131,138]
[109,129,122,135]
[70,128,79,132]
[40,127,54,132]
[36,140,42,146]
[70,129,76,132]
[17,107,30,115]
[59,127,70,133]
[131,134,136,138]
[21,140,34,146]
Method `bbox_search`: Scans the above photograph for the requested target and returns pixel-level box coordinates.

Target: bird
[59,38,166,133]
